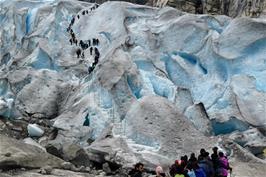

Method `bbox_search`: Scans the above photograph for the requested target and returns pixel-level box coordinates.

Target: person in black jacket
[76,48,81,58]
[128,163,144,177]
[94,47,100,57]
[90,47,93,55]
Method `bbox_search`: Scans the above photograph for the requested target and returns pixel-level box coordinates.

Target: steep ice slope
[0,0,266,166]
[77,2,266,132]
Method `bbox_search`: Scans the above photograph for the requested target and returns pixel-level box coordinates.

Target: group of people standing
[66,3,101,74]
[128,147,232,177]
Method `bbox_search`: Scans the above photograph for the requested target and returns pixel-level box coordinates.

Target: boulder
[124,95,217,157]
[86,137,138,168]
[0,134,64,170]
[87,135,173,171]
[23,137,46,152]
[62,144,92,167]
[229,128,266,157]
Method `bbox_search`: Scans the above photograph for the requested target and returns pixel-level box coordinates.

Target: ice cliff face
[0,0,266,165]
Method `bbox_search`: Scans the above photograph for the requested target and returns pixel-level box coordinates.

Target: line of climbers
[66,3,101,74]
[75,39,99,58]
[128,147,232,177]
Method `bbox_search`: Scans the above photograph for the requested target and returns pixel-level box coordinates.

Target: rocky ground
[1,117,266,177]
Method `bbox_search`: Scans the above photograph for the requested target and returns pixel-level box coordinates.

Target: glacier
[0,0,266,172]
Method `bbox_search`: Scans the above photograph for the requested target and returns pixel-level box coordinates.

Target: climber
[92,38,96,46]
[128,162,144,177]
[94,55,99,64]
[81,51,85,59]
[198,152,214,177]
[189,153,197,162]
[94,47,100,57]
[200,149,207,157]
[86,10,88,14]
[76,48,81,58]
[90,47,93,55]
[217,152,232,177]
[94,56,99,64]
[181,155,188,170]
[211,147,219,175]
[70,17,75,26]
[82,10,85,15]
[96,38,99,45]
[74,38,78,46]
[77,14,80,19]
[155,166,166,177]
[71,34,75,42]
[67,26,71,32]
[69,38,73,45]
[70,31,75,39]
[193,162,206,177]
[81,40,89,50]
[84,43,89,50]
[92,61,97,68]
[79,40,85,49]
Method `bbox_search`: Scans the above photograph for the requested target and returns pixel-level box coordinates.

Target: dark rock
[62,144,92,167]
[45,143,63,158]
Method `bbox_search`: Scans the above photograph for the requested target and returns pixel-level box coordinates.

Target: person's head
[218,151,224,157]
[135,162,144,172]
[175,160,182,166]
[181,155,188,162]
[212,147,218,153]
[203,151,209,158]
[190,153,195,158]
[175,160,185,173]
[200,148,206,155]
[189,153,197,162]
[155,166,163,175]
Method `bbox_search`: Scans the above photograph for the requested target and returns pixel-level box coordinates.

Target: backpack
[175,174,185,177]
